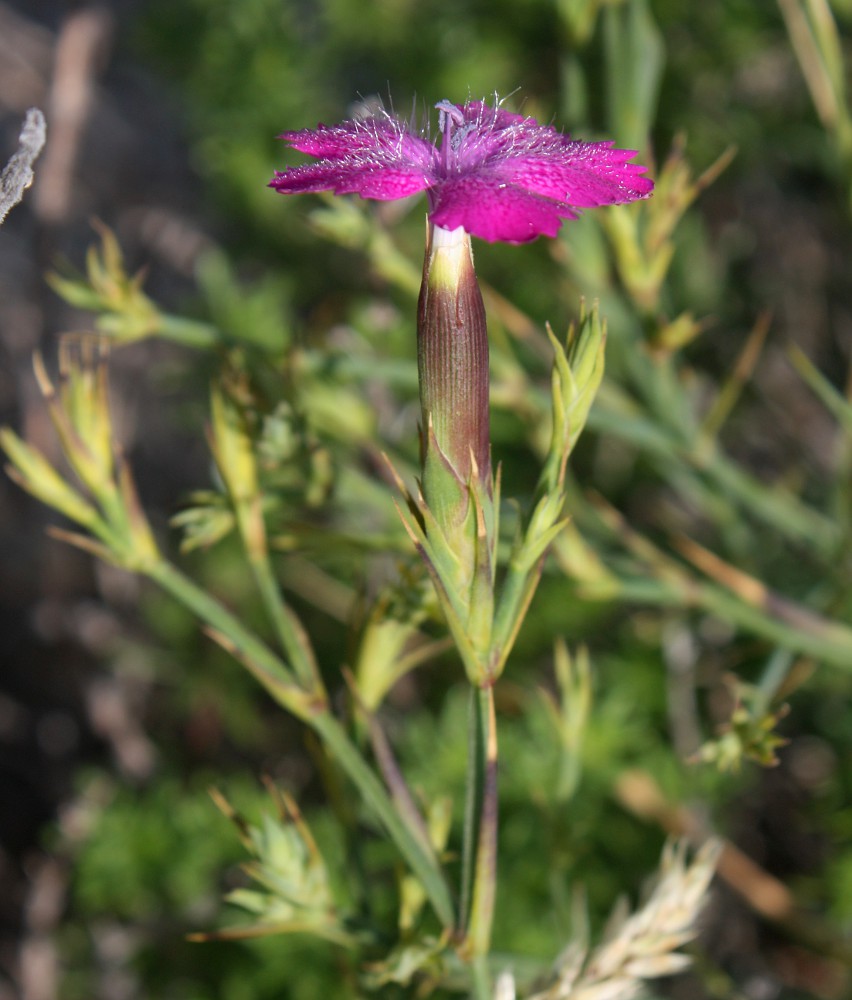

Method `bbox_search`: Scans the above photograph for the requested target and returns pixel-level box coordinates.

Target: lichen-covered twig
[0,108,46,226]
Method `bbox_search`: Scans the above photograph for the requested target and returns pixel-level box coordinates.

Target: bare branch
[0,107,46,226]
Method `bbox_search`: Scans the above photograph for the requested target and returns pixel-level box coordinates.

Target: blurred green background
[1,0,852,998]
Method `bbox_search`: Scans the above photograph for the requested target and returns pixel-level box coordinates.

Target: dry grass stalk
[499,839,721,1000]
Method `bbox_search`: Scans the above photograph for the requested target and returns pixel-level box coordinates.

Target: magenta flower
[269,98,653,243]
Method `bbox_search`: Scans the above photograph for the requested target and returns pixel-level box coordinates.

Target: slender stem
[145,557,455,929]
[695,442,839,554]
[492,556,545,673]
[214,381,323,694]
[754,649,797,714]
[460,685,486,931]
[364,707,436,858]
[248,544,322,693]
[467,686,498,961]
[146,558,302,697]
[311,711,455,929]
[609,576,852,669]
[589,386,839,554]
[156,313,221,349]
[471,953,492,1000]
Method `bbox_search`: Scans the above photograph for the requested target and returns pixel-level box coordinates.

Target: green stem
[471,953,492,1000]
[146,558,301,696]
[466,686,498,961]
[311,712,455,929]
[597,577,852,668]
[589,387,840,555]
[248,545,322,693]
[695,443,839,555]
[755,649,797,713]
[460,686,486,931]
[156,314,221,349]
[492,556,544,672]
[146,558,456,928]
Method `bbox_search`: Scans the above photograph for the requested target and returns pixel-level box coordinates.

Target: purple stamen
[436,99,465,172]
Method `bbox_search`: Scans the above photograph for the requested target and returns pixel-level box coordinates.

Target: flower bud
[417,223,491,517]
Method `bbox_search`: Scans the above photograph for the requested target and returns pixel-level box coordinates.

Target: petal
[443,103,653,213]
[269,100,654,242]
[270,162,434,200]
[429,176,580,243]
[490,140,654,207]
[271,115,437,201]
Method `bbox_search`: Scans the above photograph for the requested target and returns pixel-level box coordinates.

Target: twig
[0,107,46,225]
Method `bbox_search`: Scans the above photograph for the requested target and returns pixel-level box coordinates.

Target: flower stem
[471,953,492,1000]
[466,685,498,959]
[460,685,486,931]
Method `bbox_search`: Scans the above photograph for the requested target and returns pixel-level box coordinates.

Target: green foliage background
[35,0,852,997]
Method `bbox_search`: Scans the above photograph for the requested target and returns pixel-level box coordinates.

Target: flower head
[269,98,653,243]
